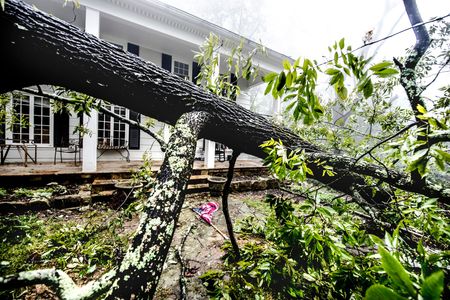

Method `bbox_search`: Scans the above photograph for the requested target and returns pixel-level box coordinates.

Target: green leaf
[369,61,393,72]
[379,246,416,297]
[0,0,4,11]
[339,38,345,50]
[283,93,297,102]
[336,86,348,100]
[365,284,407,300]
[421,271,444,300]
[363,79,373,98]
[276,72,286,91]
[435,149,450,162]
[263,72,278,82]
[374,68,399,78]
[293,57,300,69]
[417,104,427,114]
[286,72,292,87]
[325,68,340,75]
[283,59,291,70]
[264,80,273,96]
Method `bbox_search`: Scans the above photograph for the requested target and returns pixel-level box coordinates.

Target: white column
[204,140,216,169]
[82,7,100,172]
[272,97,282,121]
[203,53,220,168]
[163,124,170,143]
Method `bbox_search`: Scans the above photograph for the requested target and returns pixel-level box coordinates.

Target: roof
[80,0,293,70]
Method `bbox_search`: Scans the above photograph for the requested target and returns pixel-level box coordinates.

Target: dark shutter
[230,73,238,101]
[162,53,172,72]
[78,112,83,148]
[192,61,201,84]
[128,110,140,150]
[127,42,139,56]
[53,111,70,146]
[0,121,5,143]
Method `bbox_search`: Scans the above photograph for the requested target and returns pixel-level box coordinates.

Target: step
[189,174,209,184]
[91,179,117,194]
[186,183,209,194]
[91,190,115,202]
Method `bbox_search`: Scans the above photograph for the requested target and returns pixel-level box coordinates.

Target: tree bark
[104,111,208,298]
[1,0,447,202]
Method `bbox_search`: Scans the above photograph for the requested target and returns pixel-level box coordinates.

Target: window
[33,97,51,144]
[173,61,189,80]
[10,94,51,144]
[98,105,127,147]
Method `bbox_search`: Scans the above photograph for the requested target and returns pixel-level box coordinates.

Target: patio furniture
[215,143,226,162]
[54,138,81,165]
[97,140,130,162]
[0,138,37,167]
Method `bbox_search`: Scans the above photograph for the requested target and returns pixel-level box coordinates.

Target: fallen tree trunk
[1,0,447,202]
[0,111,207,299]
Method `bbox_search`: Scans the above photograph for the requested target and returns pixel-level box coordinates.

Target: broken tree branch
[222,150,241,259]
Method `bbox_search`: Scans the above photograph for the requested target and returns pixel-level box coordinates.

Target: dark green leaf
[421,271,444,300]
[374,68,399,78]
[276,72,286,91]
[363,79,373,98]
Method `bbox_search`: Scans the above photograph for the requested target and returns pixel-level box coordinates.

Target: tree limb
[0,111,208,299]
[104,111,208,299]
[0,0,448,202]
[0,268,116,300]
[222,150,241,259]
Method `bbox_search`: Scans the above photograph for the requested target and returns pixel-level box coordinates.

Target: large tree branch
[0,0,447,202]
[307,152,450,201]
[0,268,116,300]
[394,0,430,117]
[0,111,209,299]
[103,111,208,298]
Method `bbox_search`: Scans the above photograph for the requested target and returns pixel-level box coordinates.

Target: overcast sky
[159,0,450,62]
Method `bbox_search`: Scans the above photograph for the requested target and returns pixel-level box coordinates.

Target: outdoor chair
[54,138,81,165]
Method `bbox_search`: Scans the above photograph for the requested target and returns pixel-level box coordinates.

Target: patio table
[0,139,37,167]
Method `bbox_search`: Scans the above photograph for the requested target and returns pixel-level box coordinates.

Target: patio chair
[54,138,81,165]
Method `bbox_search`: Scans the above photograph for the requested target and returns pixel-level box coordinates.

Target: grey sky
[159,0,450,62]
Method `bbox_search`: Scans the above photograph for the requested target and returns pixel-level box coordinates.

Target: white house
[1,0,291,171]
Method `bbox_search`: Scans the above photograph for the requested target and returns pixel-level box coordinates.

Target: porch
[0,159,266,187]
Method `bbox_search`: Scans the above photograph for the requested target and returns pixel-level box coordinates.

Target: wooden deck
[0,159,266,186]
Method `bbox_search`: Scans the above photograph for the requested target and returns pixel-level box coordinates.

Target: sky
[158,0,450,62]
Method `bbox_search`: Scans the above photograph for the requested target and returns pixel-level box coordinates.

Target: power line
[318,12,450,66]
[353,13,450,53]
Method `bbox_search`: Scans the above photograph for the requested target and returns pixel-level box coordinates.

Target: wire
[317,12,450,66]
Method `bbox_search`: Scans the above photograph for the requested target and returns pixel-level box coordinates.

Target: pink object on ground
[192,201,219,225]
